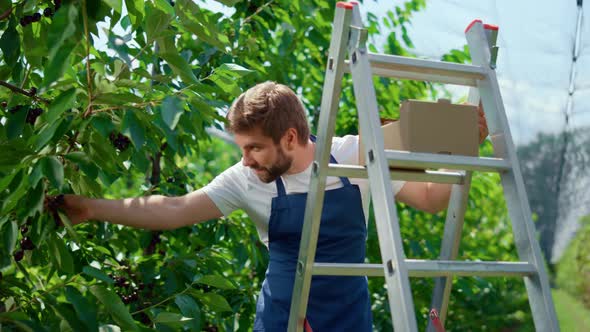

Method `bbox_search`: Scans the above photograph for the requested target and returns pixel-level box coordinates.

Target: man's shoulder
[331,135,359,165]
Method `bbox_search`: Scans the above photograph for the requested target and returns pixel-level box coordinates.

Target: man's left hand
[477,101,489,144]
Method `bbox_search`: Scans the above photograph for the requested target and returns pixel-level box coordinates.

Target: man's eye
[252,147,261,152]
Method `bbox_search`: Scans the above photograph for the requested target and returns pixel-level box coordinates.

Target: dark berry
[29,87,37,95]
[44,8,54,17]
[138,282,145,290]
[129,292,138,302]
[116,277,127,287]
[137,312,151,325]
[0,272,3,282]
[166,177,175,183]
[20,237,35,251]
[121,295,130,304]
[54,0,62,6]
[26,107,43,125]
[1,101,6,108]
[13,250,24,262]
[20,17,27,27]
[31,13,41,22]
[170,0,175,6]
[20,225,29,234]
[24,16,33,25]
[46,194,65,212]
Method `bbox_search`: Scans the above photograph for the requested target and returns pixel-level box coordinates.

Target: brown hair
[226,81,310,145]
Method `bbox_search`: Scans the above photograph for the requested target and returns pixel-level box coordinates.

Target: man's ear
[283,128,298,150]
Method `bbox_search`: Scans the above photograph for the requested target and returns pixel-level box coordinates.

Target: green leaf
[21,181,45,219]
[93,92,143,105]
[43,41,77,87]
[45,89,76,125]
[158,36,198,84]
[6,106,28,140]
[2,220,18,256]
[47,234,74,275]
[175,294,200,318]
[65,151,92,164]
[47,4,78,59]
[194,275,236,290]
[2,170,28,214]
[58,210,81,244]
[0,139,32,172]
[82,266,115,285]
[175,295,201,331]
[153,0,175,15]
[122,111,146,151]
[190,291,232,312]
[161,96,184,130]
[0,19,21,66]
[177,0,230,51]
[145,5,172,42]
[214,0,242,6]
[125,0,145,27]
[103,0,122,14]
[65,286,99,332]
[0,169,18,193]
[216,63,254,77]
[89,285,138,331]
[32,119,63,151]
[41,156,64,190]
[154,312,194,327]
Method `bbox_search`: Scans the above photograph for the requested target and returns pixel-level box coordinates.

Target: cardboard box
[359,99,479,164]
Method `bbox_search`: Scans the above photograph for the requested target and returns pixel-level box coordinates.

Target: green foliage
[555,215,590,308]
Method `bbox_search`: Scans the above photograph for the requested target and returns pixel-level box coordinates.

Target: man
[62,81,488,331]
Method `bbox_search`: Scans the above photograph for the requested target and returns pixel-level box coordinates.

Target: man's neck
[285,138,315,175]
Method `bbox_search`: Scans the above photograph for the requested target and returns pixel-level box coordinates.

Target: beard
[252,147,293,183]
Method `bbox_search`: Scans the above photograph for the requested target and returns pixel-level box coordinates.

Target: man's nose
[242,152,254,167]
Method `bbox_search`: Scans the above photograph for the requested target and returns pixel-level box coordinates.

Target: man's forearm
[86,195,184,230]
[425,182,452,213]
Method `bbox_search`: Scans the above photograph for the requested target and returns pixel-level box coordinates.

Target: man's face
[234,128,293,183]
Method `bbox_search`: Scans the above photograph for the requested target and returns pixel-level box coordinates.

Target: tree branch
[0,80,50,105]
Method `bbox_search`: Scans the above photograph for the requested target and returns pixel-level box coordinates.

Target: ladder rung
[385,150,511,172]
[344,53,487,86]
[326,164,464,184]
[313,260,537,278]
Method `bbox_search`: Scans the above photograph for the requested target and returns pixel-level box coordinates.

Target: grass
[553,288,590,331]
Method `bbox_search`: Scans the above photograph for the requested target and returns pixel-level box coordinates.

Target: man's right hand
[61,195,92,225]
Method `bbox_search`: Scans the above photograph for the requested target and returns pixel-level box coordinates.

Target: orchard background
[1,0,589,331]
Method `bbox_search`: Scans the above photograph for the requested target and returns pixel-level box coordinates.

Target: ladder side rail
[427,86,481,331]
[287,5,353,332]
[466,21,559,331]
[349,4,418,331]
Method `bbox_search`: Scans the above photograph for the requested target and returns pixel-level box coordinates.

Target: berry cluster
[13,222,35,262]
[109,131,131,151]
[45,194,65,227]
[19,0,61,27]
[109,267,155,307]
[26,107,43,125]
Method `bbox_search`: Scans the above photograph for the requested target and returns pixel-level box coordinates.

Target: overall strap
[275,135,351,196]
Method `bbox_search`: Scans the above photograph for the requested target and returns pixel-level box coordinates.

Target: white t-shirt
[202,135,405,245]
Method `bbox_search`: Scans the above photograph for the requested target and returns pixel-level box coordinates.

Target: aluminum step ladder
[287,2,559,331]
